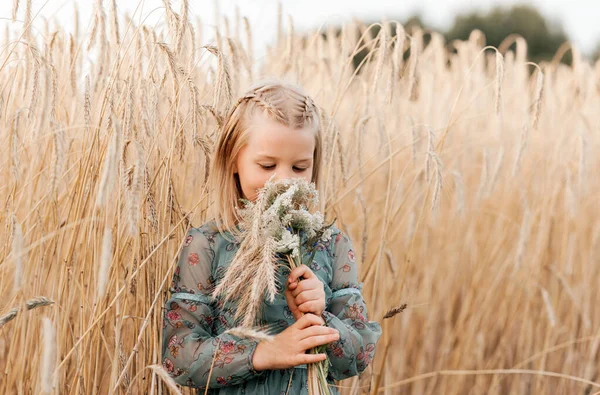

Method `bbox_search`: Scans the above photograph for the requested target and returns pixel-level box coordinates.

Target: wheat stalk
[40,317,57,394]
[495,51,504,114]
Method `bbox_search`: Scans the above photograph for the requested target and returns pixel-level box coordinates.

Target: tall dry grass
[1,1,599,394]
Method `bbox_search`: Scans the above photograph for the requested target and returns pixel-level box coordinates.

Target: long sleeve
[161,227,265,389]
[323,230,382,381]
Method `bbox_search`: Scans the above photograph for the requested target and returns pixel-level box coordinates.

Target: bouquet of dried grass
[213,177,334,395]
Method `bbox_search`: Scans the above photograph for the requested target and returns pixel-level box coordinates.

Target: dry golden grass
[1,2,599,394]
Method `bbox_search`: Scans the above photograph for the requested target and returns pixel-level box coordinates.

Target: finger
[288,265,315,284]
[300,332,340,350]
[291,279,323,298]
[297,353,327,365]
[285,289,303,321]
[295,289,322,305]
[298,300,324,314]
[288,280,310,297]
[295,312,325,329]
[299,325,338,340]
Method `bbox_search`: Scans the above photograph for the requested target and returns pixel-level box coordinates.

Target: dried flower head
[213,177,333,327]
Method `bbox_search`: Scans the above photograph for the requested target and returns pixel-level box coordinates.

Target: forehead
[245,112,315,157]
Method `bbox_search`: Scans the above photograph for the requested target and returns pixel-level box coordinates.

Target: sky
[4,0,600,56]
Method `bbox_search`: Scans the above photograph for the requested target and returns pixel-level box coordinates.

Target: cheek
[238,168,270,200]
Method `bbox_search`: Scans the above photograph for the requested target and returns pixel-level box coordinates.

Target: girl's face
[234,112,315,201]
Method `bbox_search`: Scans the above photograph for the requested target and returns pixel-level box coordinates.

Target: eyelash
[259,164,307,172]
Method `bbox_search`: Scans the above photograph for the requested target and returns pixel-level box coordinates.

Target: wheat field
[0,1,599,394]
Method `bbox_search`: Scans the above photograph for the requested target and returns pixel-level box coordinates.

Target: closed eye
[293,166,308,172]
[259,164,275,170]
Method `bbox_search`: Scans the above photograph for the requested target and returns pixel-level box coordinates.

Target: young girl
[161,81,382,394]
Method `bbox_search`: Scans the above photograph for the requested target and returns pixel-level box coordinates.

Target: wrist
[252,341,270,371]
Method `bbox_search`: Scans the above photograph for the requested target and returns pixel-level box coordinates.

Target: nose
[274,167,295,182]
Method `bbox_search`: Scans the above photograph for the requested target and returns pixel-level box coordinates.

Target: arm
[161,227,264,389]
[323,230,382,381]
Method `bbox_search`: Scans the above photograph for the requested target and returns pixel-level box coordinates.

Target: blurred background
[8,0,600,62]
[2,0,599,394]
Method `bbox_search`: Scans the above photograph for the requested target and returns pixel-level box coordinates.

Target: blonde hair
[208,80,323,234]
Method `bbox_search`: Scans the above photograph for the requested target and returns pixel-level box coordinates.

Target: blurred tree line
[343,5,580,69]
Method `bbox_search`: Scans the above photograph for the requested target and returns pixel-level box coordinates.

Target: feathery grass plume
[49,64,58,122]
[224,327,274,342]
[532,68,544,129]
[578,131,587,192]
[143,167,158,231]
[124,81,135,140]
[69,35,77,95]
[23,0,32,41]
[388,22,405,104]
[515,206,531,270]
[477,149,489,202]
[12,0,19,21]
[452,170,465,215]
[175,0,189,54]
[212,178,334,395]
[117,340,131,391]
[243,17,253,76]
[28,51,41,116]
[147,365,183,395]
[213,177,332,327]
[407,34,420,101]
[11,215,24,293]
[109,0,120,46]
[539,287,557,328]
[371,22,387,99]
[205,44,233,111]
[409,116,418,164]
[27,297,54,310]
[162,0,181,41]
[0,308,18,328]
[88,0,105,51]
[334,125,347,185]
[186,76,200,145]
[495,51,504,115]
[383,303,407,320]
[10,112,22,180]
[513,123,529,176]
[486,147,504,197]
[50,126,66,196]
[425,126,435,182]
[73,2,79,39]
[276,1,283,46]
[96,116,121,208]
[0,297,54,328]
[284,15,294,73]
[429,151,443,211]
[223,39,240,89]
[84,75,91,135]
[157,42,179,87]
[356,188,369,264]
[128,142,144,236]
[40,317,57,394]
[97,226,112,302]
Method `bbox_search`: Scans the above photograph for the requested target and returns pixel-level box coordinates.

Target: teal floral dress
[161,221,382,394]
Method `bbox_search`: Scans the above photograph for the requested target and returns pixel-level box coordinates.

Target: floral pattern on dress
[161,222,382,393]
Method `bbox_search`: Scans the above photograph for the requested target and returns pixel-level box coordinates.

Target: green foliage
[446,5,569,63]
[335,5,574,70]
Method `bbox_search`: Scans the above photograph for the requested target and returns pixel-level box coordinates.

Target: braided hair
[209,80,323,234]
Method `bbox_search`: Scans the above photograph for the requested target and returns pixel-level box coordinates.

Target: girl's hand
[252,314,339,371]
[285,265,326,320]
